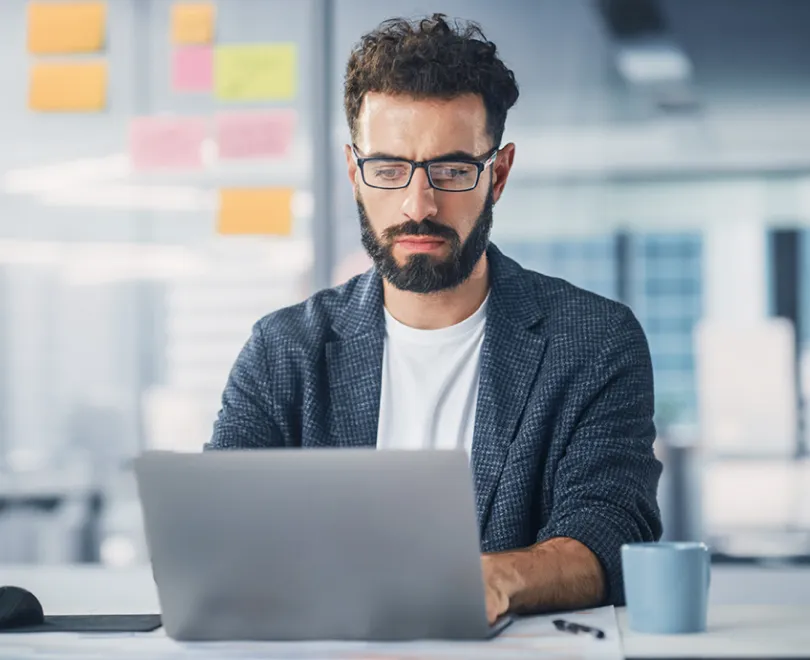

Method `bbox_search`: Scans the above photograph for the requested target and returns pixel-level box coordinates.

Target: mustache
[382,219,459,242]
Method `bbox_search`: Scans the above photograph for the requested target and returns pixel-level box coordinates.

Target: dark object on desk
[0,585,161,633]
[0,586,44,629]
[553,618,606,639]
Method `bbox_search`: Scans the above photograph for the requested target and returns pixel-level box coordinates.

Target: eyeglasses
[351,144,498,192]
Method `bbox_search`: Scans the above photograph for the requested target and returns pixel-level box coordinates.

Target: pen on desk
[552,618,606,639]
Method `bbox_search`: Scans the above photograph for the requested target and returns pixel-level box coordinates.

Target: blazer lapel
[324,270,385,448]
[472,246,548,537]
[325,329,384,447]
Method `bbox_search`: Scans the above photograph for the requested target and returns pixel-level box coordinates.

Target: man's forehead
[355,92,490,157]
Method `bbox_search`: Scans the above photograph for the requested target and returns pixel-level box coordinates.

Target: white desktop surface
[1,565,809,658]
[618,606,810,658]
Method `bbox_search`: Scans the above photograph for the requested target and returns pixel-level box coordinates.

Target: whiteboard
[695,318,797,456]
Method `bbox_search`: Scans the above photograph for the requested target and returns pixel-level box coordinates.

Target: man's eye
[431,164,475,179]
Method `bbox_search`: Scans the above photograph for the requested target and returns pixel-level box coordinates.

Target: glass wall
[3,0,810,564]
[0,0,317,563]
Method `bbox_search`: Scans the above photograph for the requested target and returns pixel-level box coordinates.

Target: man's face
[345,93,515,293]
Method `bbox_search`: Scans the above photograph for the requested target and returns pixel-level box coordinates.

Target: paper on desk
[1,607,621,660]
[210,604,624,659]
[496,606,623,659]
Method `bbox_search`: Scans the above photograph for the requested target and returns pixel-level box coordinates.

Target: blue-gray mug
[621,541,711,634]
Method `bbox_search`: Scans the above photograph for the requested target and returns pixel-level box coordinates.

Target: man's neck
[382,255,490,330]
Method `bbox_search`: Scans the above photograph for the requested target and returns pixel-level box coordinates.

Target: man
[207,14,663,623]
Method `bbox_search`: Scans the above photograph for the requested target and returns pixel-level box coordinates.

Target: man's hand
[481,553,521,624]
[481,539,605,623]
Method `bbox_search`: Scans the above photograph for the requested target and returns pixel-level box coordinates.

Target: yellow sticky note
[29,61,107,112]
[215,44,296,101]
[217,188,294,235]
[171,2,215,45]
[28,2,106,54]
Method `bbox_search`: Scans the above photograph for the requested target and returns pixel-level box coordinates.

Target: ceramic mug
[621,541,711,634]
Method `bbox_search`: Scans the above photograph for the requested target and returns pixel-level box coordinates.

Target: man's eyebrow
[361,150,402,159]
[360,149,480,161]
[430,150,479,161]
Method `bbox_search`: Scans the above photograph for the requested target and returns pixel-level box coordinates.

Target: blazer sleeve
[204,320,285,450]
[536,305,663,605]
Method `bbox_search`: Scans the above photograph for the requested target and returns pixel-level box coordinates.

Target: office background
[1,0,810,572]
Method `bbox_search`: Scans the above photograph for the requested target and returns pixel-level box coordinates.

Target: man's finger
[485,592,497,624]
[485,590,506,624]
[487,604,497,624]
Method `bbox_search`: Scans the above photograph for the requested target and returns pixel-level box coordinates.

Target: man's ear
[491,143,515,204]
[344,144,359,195]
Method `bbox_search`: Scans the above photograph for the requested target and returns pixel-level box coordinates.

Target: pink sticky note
[215,110,296,160]
[129,116,208,170]
[172,46,213,92]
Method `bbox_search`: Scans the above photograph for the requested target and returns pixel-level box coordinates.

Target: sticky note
[28,2,106,54]
[129,116,208,170]
[172,46,213,92]
[215,44,296,101]
[217,188,294,235]
[215,110,296,160]
[171,2,214,45]
[29,61,107,112]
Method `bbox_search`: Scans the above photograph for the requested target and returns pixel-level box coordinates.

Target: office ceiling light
[616,40,693,85]
[597,0,698,115]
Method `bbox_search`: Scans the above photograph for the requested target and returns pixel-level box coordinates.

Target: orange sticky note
[29,61,107,112]
[217,188,293,236]
[171,2,215,45]
[28,2,106,54]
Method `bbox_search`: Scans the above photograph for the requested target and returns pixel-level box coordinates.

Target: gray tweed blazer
[206,243,663,605]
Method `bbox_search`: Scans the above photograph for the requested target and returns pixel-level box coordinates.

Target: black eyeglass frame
[351,144,499,192]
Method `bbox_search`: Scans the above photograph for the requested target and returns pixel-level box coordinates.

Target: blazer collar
[485,243,545,330]
[331,243,545,338]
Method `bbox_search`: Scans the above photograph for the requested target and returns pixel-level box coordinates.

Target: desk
[1,565,809,659]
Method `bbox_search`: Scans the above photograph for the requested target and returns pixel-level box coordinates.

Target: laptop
[132,448,514,642]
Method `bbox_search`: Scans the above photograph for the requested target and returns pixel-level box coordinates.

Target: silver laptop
[132,448,513,641]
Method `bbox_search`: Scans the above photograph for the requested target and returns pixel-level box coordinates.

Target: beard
[357,186,494,294]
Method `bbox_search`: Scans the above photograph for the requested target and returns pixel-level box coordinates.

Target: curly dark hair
[344,14,519,147]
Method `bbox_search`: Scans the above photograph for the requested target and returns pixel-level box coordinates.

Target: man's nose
[400,167,438,221]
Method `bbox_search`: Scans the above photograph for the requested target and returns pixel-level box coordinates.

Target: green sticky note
[215,43,296,101]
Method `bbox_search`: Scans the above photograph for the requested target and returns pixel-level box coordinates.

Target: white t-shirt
[376,295,488,455]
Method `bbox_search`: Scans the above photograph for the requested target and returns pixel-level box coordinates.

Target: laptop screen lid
[133,448,496,641]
